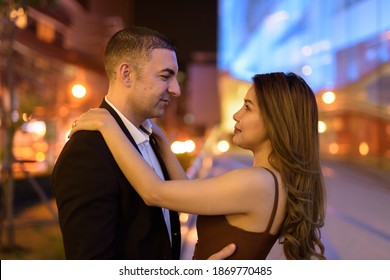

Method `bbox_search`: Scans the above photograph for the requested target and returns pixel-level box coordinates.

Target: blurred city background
[0,0,389,259]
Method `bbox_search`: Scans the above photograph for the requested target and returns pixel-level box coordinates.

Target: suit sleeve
[52,131,121,259]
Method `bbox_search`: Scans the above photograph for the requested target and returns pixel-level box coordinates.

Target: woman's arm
[70,109,265,216]
[149,121,188,180]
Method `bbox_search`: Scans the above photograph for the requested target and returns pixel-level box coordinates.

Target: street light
[9,7,27,29]
[318,120,327,133]
[71,83,87,99]
[217,140,230,153]
[322,91,336,104]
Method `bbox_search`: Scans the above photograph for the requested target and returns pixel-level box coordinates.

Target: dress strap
[262,167,279,233]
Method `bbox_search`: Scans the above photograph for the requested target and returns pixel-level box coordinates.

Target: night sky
[134,0,217,69]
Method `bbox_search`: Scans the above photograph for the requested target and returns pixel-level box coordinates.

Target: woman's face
[232,86,269,152]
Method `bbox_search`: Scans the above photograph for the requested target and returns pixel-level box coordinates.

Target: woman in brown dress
[70,72,326,260]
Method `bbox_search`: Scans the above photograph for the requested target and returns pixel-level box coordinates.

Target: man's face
[129,48,181,123]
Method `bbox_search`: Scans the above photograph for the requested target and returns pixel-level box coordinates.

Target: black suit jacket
[51,99,181,259]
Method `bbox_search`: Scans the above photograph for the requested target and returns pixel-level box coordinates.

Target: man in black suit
[51,26,234,259]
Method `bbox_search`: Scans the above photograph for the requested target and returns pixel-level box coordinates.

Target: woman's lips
[234,127,241,134]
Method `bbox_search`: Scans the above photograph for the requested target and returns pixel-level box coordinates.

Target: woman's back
[193,168,281,260]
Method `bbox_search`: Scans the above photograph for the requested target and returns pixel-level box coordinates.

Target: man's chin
[156,107,168,117]
[151,110,165,119]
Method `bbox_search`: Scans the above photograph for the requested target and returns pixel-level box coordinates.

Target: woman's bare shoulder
[224,166,278,192]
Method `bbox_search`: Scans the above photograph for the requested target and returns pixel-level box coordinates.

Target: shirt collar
[104,96,152,145]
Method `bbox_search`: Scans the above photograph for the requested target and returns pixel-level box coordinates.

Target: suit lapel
[99,99,141,153]
[149,135,170,180]
[149,134,182,259]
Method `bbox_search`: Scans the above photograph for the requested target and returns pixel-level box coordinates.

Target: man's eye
[161,75,169,80]
[245,105,250,110]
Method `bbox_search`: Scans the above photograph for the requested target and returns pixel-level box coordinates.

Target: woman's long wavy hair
[253,72,326,259]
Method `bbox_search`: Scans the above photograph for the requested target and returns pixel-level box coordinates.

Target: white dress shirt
[105,97,172,242]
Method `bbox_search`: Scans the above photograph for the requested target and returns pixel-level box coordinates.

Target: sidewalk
[0,199,65,260]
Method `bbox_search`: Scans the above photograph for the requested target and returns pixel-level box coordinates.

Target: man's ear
[118,63,132,87]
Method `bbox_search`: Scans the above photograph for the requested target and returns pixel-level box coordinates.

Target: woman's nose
[233,110,240,122]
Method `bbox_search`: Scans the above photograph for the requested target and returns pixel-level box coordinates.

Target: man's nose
[168,78,181,97]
